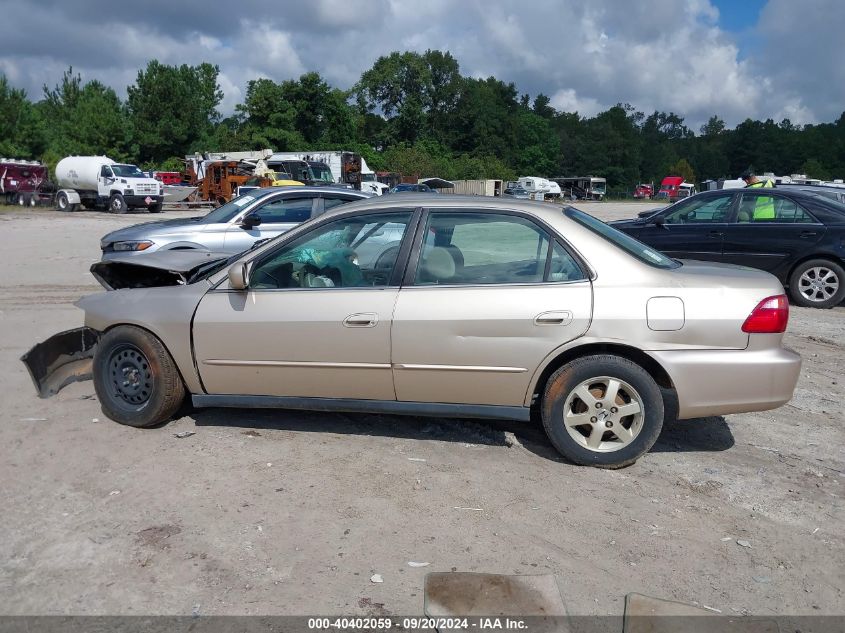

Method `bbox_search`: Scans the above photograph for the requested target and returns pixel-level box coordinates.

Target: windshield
[565,207,680,269]
[591,181,607,193]
[202,192,268,223]
[111,164,147,178]
[309,163,334,183]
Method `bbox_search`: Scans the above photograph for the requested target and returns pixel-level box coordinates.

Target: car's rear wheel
[541,355,664,468]
[56,191,78,212]
[93,325,186,428]
[788,259,845,309]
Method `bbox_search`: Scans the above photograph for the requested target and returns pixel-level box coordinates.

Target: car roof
[775,182,845,193]
[685,187,829,201]
[248,186,372,197]
[318,193,575,224]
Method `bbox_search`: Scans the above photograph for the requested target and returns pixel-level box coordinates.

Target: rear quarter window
[565,207,680,269]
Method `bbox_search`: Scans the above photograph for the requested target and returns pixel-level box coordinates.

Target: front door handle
[709,230,724,238]
[534,311,573,326]
[343,313,378,328]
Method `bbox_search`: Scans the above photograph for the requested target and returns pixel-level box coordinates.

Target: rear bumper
[649,344,801,419]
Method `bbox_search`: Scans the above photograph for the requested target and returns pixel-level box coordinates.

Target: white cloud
[550,89,603,118]
[0,0,842,128]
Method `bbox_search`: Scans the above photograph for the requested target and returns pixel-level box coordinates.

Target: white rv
[517,176,551,200]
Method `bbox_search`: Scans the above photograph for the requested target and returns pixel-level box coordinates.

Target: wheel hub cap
[799,267,838,302]
[562,376,644,453]
[109,346,152,405]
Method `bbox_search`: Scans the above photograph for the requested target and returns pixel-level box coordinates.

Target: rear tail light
[742,295,789,333]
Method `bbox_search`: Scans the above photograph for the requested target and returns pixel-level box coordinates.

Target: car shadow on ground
[189,408,734,465]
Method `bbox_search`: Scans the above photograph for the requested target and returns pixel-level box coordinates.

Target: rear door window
[413,211,585,285]
[254,196,315,224]
[737,193,817,223]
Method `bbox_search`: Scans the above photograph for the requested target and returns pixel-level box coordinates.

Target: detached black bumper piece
[21,327,100,398]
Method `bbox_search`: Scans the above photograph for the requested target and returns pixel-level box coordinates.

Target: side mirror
[228,262,249,290]
[653,215,667,229]
[240,213,262,230]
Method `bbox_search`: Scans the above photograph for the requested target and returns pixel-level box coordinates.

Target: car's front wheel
[541,355,664,468]
[788,259,845,309]
[93,325,186,428]
[109,193,128,214]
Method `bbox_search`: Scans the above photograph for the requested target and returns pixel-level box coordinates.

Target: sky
[1,0,842,130]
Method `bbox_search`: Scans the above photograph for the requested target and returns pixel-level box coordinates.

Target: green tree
[127,60,222,163]
[798,158,831,181]
[575,105,642,187]
[356,50,462,144]
[236,78,304,150]
[700,115,726,137]
[40,67,131,160]
[668,158,695,183]
[0,74,45,157]
[448,76,519,161]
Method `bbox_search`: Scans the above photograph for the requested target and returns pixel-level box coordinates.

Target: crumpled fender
[20,327,100,398]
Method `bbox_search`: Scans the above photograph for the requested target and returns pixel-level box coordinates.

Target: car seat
[419,247,458,284]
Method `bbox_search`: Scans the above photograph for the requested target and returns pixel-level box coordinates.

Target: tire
[148,202,163,213]
[109,193,128,214]
[541,354,664,468]
[788,259,845,309]
[93,325,186,428]
[56,191,75,212]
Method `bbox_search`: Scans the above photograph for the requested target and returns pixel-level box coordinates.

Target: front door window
[249,211,414,289]
[664,194,733,224]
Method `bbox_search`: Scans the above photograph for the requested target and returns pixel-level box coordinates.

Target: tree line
[2,50,843,190]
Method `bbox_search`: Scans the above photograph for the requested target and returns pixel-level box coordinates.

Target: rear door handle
[800,231,818,238]
[343,313,378,328]
[534,311,573,326]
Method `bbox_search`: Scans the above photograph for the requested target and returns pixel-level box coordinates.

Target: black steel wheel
[93,325,186,428]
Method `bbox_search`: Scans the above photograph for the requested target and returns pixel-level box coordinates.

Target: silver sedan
[99,186,371,258]
[25,195,801,468]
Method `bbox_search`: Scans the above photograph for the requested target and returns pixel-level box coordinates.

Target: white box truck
[55,156,164,213]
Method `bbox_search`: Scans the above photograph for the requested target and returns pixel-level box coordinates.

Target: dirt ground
[0,202,842,618]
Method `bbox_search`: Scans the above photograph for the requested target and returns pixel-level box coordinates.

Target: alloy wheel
[799,266,839,303]
[562,376,645,452]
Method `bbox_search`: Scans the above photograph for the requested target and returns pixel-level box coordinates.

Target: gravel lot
[0,202,842,618]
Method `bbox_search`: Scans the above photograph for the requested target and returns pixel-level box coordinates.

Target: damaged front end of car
[22,250,231,398]
[90,250,231,290]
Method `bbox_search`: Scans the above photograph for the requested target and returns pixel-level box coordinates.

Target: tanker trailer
[55,156,164,213]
